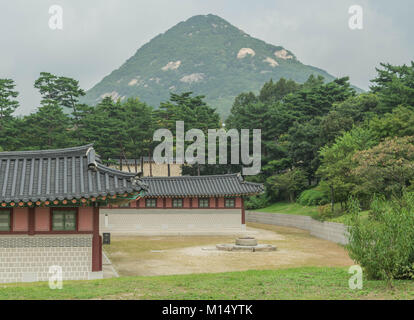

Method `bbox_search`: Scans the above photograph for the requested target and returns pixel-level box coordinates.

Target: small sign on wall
[103,233,111,245]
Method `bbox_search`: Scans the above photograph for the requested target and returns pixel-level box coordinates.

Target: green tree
[284,76,356,119]
[370,62,414,113]
[351,136,414,199]
[267,168,308,202]
[0,79,19,129]
[22,104,73,149]
[317,127,378,207]
[258,78,300,104]
[123,98,156,173]
[320,93,380,144]
[369,106,414,140]
[157,92,221,176]
[347,194,414,284]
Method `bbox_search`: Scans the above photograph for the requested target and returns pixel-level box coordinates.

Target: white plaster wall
[100,209,243,235]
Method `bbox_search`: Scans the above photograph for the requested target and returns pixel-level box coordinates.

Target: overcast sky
[1,0,413,115]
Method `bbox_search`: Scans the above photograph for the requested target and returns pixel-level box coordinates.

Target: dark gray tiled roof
[141,174,264,198]
[0,145,147,204]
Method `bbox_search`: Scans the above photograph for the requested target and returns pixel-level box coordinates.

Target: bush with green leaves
[245,193,270,210]
[298,187,329,206]
[346,192,414,284]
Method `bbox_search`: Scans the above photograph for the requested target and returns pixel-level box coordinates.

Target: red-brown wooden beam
[92,205,102,272]
[28,207,35,236]
[241,197,246,225]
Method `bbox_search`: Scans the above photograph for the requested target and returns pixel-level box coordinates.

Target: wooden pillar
[241,197,246,225]
[28,207,35,236]
[92,205,102,272]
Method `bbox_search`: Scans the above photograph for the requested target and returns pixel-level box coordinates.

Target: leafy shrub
[298,187,329,206]
[314,204,333,221]
[346,192,414,284]
[245,194,270,210]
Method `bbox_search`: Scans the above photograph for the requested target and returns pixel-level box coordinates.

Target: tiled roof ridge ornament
[237,172,244,183]
[86,146,98,171]
[131,171,149,191]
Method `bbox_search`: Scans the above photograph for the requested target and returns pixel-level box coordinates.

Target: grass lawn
[255,202,370,224]
[255,202,319,218]
[328,211,370,223]
[1,267,413,300]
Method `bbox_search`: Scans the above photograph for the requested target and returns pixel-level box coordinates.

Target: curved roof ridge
[141,173,264,197]
[0,144,94,158]
[96,163,141,178]
[0,144,147,204]
[141,173,240,180]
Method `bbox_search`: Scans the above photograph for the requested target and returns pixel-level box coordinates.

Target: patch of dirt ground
[104,223,354,277]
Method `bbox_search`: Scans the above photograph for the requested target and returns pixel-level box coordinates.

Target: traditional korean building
[101,174,264,235]
[0,145,147,283]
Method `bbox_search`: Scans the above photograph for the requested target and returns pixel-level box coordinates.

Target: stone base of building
[0,234,93,284]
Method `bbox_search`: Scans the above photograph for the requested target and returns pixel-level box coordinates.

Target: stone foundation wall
[247,211,349,245]
[100,209,243,235]
[0,235,93,283]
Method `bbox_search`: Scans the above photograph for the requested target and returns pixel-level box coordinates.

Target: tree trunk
[330,185,335,213]
[149,149,153,177]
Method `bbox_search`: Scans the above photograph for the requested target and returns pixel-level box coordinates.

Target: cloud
[1,0,413,115]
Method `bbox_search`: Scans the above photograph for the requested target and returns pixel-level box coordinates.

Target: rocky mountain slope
[83,14,337,117]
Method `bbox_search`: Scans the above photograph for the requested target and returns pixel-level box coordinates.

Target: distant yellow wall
[108,163,182,177]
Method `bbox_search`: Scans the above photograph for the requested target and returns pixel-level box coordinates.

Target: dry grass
[104,223,353,277]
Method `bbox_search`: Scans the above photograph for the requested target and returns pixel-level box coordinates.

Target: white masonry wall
[247,211,349,245]
[100,209,244,235]
[0,234,93,284]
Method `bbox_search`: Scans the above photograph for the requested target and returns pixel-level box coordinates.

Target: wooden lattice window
[198,198,210,208]
[172,199,183,208]
[146,199,157,208]
[52,210,77,231]
[224,198,236,208]
[0,210,11,231]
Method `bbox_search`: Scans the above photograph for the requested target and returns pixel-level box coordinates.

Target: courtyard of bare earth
[104,223,353,277]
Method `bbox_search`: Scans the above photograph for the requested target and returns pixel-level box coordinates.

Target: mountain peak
[182,14,232,26]
[83,14,336,117]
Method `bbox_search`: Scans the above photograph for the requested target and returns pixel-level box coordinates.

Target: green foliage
[317,127,378,205]
[316,204,334,221]
[298,187,329,206]
[0,79,19,127]
[258,78,300,103]
[346,193,414,283]
[82,14,337,118]
[369,105,414,140]
[351,136,414,200]
[267,168,308,202]
[371,62,414,113]
[34,72,85,114]
[244,193,270,210]
[22,104,73,149]
[319,93,380,144]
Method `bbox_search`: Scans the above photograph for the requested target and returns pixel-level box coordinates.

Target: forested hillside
[82,14,338,117]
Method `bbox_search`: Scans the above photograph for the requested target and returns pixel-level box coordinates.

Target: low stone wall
[247,212,349,245]
[0,234,94,283]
